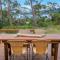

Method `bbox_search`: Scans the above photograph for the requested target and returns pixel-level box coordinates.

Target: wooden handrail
[0,29,19,32]
[0,29,35,33]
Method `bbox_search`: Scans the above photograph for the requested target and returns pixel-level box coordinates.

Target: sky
[41,0,60,5]
[17,0,60,5]
[16,0,60,10]
[13,0,60,18]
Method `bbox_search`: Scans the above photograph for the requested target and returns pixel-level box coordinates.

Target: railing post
[4,41,8,60]
[48,43,52,60]
[54,43,58,60]
[51,43,58,60]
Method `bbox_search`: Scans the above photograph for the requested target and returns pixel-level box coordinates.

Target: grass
[45,25,60,34]
[2,25,32,29]
[2,25,60,34]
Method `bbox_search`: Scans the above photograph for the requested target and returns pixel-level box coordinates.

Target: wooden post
[52,43,58,60]
[54,43,58,60]
[0,42,5,60]
[57,43,60,60]
[4,41,8,60]
[48,44,52,60]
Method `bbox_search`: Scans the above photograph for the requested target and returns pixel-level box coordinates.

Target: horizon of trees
[0,0,60,29]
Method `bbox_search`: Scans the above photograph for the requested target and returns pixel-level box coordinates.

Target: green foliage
[1,0,60,29]
[2,25,32,29]
[51,13,60,25]
[36,17,52,27]
[33,4,41,17]
[0,21,3,29]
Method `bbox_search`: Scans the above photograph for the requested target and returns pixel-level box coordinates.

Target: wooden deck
[0,34,60,41]
[0,34,60,60]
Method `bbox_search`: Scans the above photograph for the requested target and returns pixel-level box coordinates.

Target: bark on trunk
[29,0,36,27]
[7,0,12,26]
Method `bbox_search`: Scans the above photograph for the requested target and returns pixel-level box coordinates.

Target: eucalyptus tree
[2,0,13,26]
[6,0,13,26]
[10,0,21,25]
[24,0,42,27]
[2,0,21,26]
[0,0,3,28]
[11,0,21,19]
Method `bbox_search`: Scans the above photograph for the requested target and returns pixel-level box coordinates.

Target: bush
[0,20,3,29]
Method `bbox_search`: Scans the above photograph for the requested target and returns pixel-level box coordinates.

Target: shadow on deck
[10,54,49,60]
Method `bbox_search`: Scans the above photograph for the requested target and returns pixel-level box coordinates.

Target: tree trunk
[29,0,37,28]
[7,0,13,26]
[7,0,10,16]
